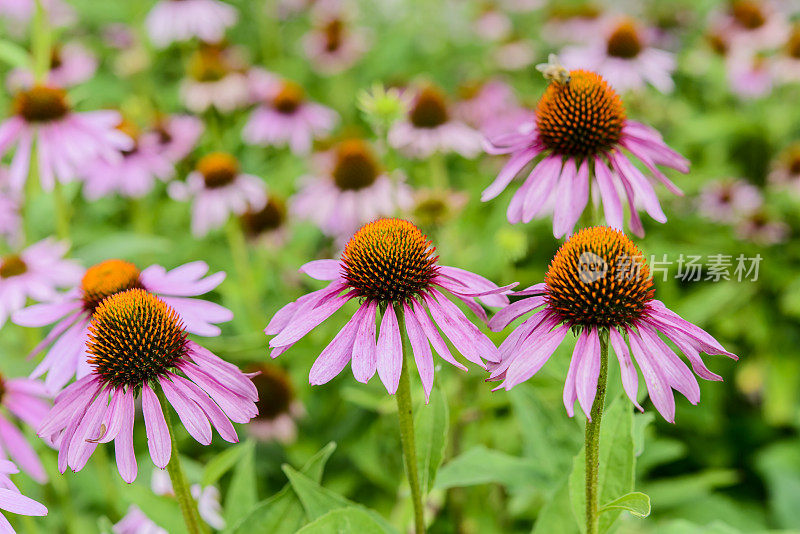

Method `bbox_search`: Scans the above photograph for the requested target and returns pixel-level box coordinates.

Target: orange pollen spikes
[535,70,626,158]
[545,226,654,328]
[87,288,188,388]
[341,218,438,303]
[81,259,143,313]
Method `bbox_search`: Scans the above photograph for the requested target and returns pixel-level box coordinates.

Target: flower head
[0,84,132,192]
[168,152,268,237]
[247,364,304,443]
[303,14,369,75]
[483,61,688,237]
[266,218,512,401]
[6,43,97,91]
[291,139,413,240]
[38,289,257,482]
[180,42,250,113]
[146,0,238,48]
[243,71,338,154]
[13,259,231,393]
[488,227,738,422]
[698,179,762,223]
[388,85,483,159]
[0,239,81,328]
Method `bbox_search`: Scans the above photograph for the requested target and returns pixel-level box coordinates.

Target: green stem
[585,330,609,534]
[92,444,120,521]
[32,0,51,82]
[395,306,425,534]
[156,388,206,534]
[428,153,448,189]
[52,180,70,241]
[225,218,260,331]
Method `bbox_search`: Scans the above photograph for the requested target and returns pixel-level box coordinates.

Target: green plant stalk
[156,388,207,534]
[585,330,609,534]
[428,153,448,189]
[52,180,70,241]
[32,0,52,81]
[225,218,260,332]
[395,306,426,534]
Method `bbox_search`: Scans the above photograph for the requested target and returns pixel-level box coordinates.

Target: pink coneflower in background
[150,469,225,529]
[146,0,238,48]
[726,48,773,98]
[266,218,513,401]
[489,227,737,422]
[7,43,97,92]
[151,114,204,163]
[0,187,21,247]
[113,505,167,534]
[473,5,512,42]
[0,0,74,26]
[0,376,51,483]
[769,142,800,194]
[541,3,602,45]
[243,72,338,154]
[0,460,47,529]
[37,289,257,482]
[453,79,525,137]
[13,259,231,393]
[168,152,268,237]
[246,364,303,444]
[482,57,688,238]
[0,239,81,329]
[492,37,537,72]
[698,179,762,223]
[303,14,369,75]
[241,196,289,247]
[291,139,413,240]
[560,16,676,93]
[180,43,250,113]
[0,85,132,192]
[708,0,789,52]
[410,188,469,229]
[772,24,800,83]
[736,211,789,245]
[82,118,174,201]
[388,85,483,159]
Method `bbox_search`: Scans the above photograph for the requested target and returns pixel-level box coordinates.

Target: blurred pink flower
[0,184,21,247]
[151,469,225,529]
[736,212,789,245]
[388,85,483,159]
[113,505,167,534]
[0,377,51,483]
[708,0,789,53]
[0,460,47,528]
[492,38,537,71]
[146,0,238,48]
[0,85,132,192]
[560,17,676,93]
[168,152,267,237]
[151,115,204,163]
[14,259,231,393]
[483,63,687,238]
[303,15,369,75]
[266,218,512,401]
[37,289,256,483]
[488,227,737,423]
[0,0,74,26]
[726,48,773,98]
[453,79,524,135]
[291,139,413,240]
[241,196,289,248]
[243,71,337,154]
[246,364,303,444]
[771,24,800,83]
[541,4,603,45]
[769,142,800,194]
[0,239,81,328]
[181,43,250,113]
[474,7,512,42]
[698,179,762,223]
[7,43,97,91]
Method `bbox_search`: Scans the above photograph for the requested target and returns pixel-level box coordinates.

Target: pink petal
[141,383,171,468]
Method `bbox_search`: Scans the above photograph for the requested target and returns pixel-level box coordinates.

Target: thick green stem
[428,153,448,189]
[395,307,426,534]
[156,388,206,534]
[225,218,260,331]
[585,331,609,534]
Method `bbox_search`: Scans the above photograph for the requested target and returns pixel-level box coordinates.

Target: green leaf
[532,479,580,534]
[224,441,258,525]
[203,442,250,487]
[0,40,30,69]
[599,492,651,517]
[229,442,337,534]
[124,482,187,534]
[414,385,449,495]
[297,508,394,534]
[568,395,635,534]
[434,445,547,490]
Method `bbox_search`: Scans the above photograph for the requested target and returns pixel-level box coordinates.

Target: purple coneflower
[114,505,167,534]
[168,152,267,237]
[698,179,762,223]
[560,17,676,93]
[736,211,789,245]
[146,0,238,48]
[7,43,97,92]
[708,0,789,52]
[541,3,602,45]
[0,187,21,247]
[266,218,511,400]
[0,0,73,26]
[769,142,800,194]
[473,5,512,42]
[180,43,250,113]
[0,239,81,329]
[303,14,369,75]
[151,468,225,529]
[453,79,523,136]
[488,226,737,423]
[243,72,337,154]
[772,25,800,83]
[0,85,132,191]
[241,196,289,248]
[37,288,257,483]
[388,85,483,159]
[0,460,47,531]
[410,188,468,229]
[82,118,174,200]
[482,57,688,238]
[291,139,413,240]
[0,376,51,483]
[246,364,304,444]
[151,114,204,163]
[13,259,231,393]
